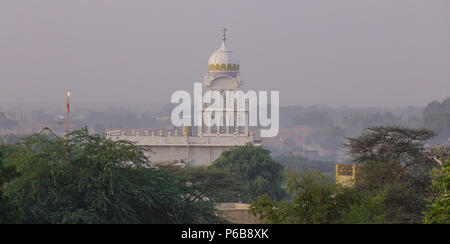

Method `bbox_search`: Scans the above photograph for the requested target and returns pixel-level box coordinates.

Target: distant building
[214,203,259,224]
[262,126,312,148]
[262,125,331,159]
[335,164,361,187]
[107,29,259,166]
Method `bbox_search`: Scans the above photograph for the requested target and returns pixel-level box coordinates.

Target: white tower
[200,28,249,136]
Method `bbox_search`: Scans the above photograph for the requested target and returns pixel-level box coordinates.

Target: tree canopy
[345,126,437,223]
[1,128,223,224]
[345,126,435,164]
[250,171,387,224]
[424,157,450,224]
[211,145,285,202]
[1,125,448,224]
[251,126,443,224]
[0,151,22,223]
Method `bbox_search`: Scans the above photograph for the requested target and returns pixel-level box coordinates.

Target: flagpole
[66,90,70,137]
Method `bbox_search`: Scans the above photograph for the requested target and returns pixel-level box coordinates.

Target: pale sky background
[0,0,449,111]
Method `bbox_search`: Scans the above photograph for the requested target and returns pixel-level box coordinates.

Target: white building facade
[107,29,259,166]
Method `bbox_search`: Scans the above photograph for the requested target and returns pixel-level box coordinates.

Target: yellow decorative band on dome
[208,63,239,71]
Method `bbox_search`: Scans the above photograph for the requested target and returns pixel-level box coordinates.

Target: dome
[208,29,239,72]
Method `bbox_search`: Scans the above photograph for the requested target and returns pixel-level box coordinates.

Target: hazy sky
[0,0,449,111]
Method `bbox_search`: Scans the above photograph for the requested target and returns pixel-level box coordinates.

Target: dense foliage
[424,158,450,224]
[160,166,246,203]
[0,128,223,224]
[346,126,436,223]
[251,126,443,224]
[0,152,22,223]
[211,145,286,202]
[1,125,448,224]
[250,172,387,224]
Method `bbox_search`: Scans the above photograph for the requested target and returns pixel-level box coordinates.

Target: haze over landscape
[1,0,449,111]
[1,0,450,226]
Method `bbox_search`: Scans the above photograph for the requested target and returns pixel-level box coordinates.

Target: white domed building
[204,28,243,91]
[107,29,258,167]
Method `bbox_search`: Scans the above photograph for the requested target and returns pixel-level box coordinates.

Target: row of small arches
[208,63,239,71]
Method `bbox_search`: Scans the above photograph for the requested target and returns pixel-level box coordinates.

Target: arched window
[221,64,226,70]
[209,64,214,70]
[215,64,220,70]
[232,64,237,70]
[227,64,232,70]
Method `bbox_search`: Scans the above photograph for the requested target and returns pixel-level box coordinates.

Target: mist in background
[0,0,449,112]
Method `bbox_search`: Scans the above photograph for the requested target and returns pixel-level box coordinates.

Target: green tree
[211,145,285,202]
[251,172,336,224]
[424,158,450,224]
[346,126,435,164]
[250,171,387,224]
[0,151,22,223]
[345,126,436,223]
[160,166,247,203]
[5,128,221,224]
[339,191,387,224]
